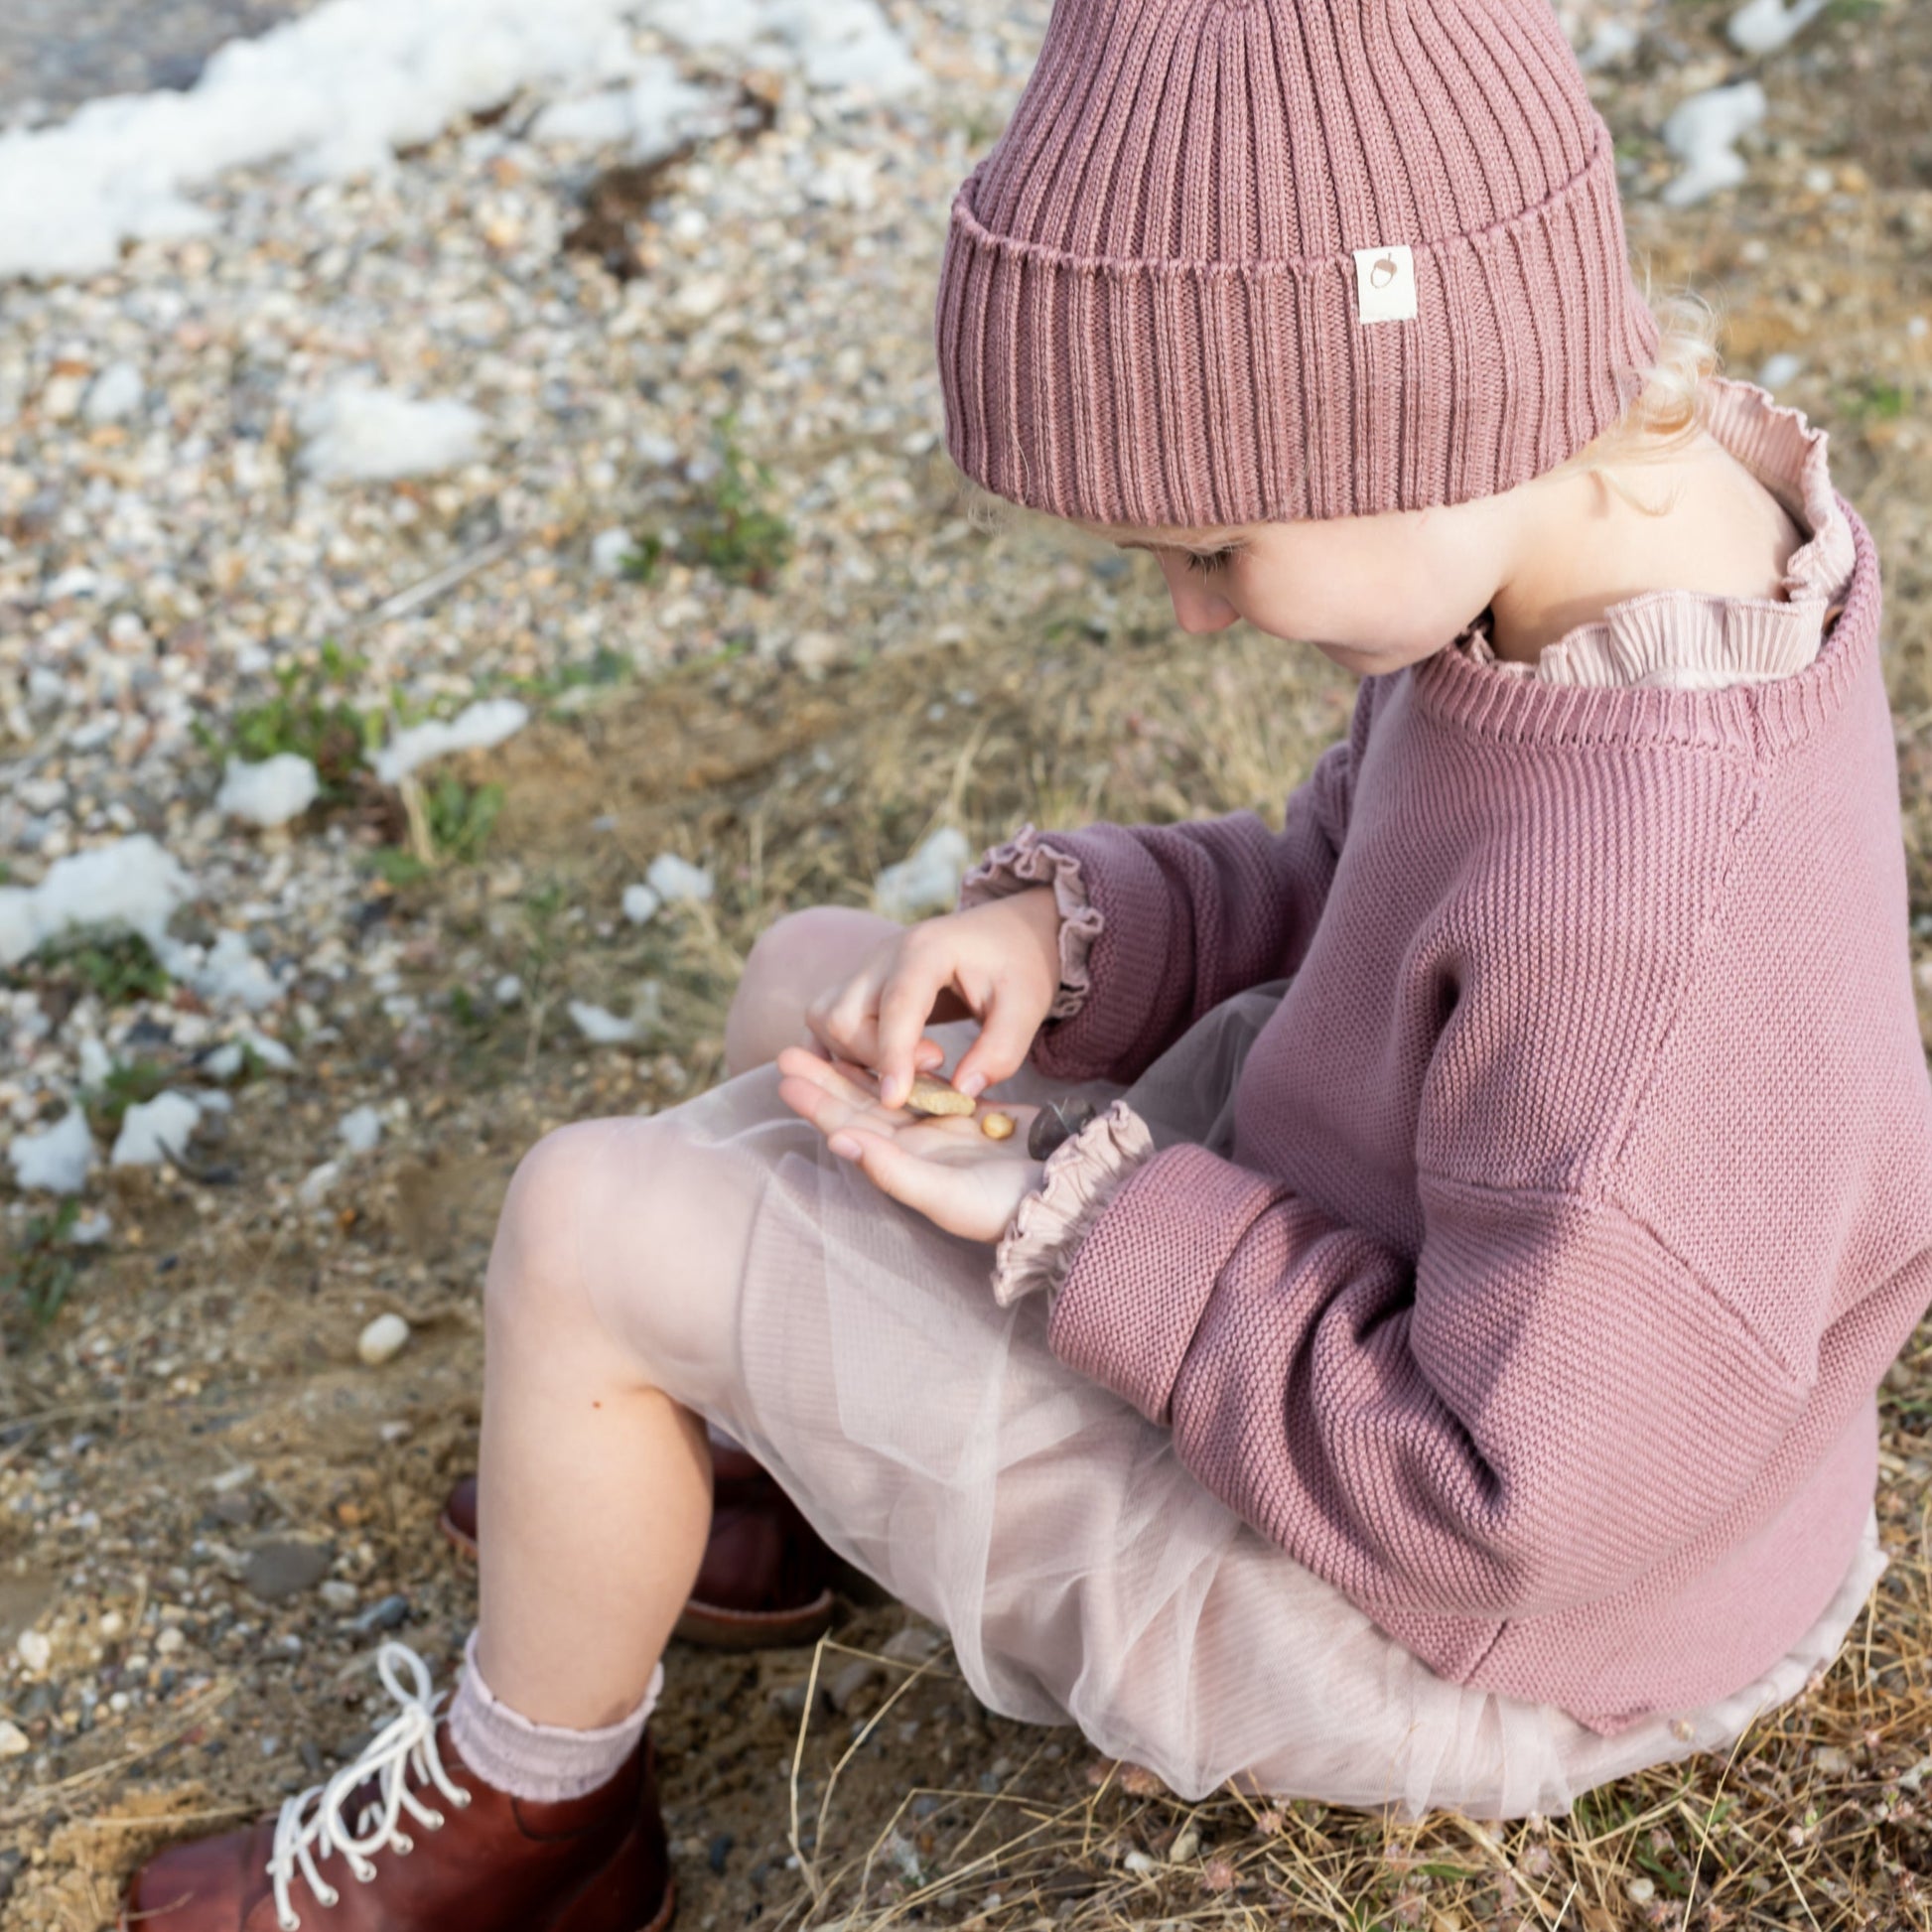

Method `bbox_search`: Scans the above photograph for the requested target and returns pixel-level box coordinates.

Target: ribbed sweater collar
[1410,385,1880,761]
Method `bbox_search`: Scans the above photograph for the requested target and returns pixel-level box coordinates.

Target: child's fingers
[777,1046,875,1112]
[804,970,885,1066]
[874,951,949,1109]
[950,988,1036,1100]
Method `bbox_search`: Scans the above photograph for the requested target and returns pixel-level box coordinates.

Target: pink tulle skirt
[654,983,1885,1819]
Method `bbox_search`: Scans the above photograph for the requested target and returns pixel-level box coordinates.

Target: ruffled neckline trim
[1455,377,1856,691]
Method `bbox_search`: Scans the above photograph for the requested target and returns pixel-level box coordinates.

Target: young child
[124,0,1932,1925]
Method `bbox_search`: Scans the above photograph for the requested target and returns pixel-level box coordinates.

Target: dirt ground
[3,1,1932,1929]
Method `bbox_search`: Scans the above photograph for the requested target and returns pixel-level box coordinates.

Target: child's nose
[1166,579,1241,634]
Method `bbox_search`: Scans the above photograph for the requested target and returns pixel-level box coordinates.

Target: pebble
[1123,1851,1159,1876]
[880,1622,942,1664]
[81,359,144,424]
[155,1626,186,1655]
[903,1072,974,1117]
[15,1631,51,1673]
[318,1580,360,1612]
[356,1311,411,1366]
[1626,1876,1657,1905]
[242,1538,333,1603]
[827,1658,879,1713]
[350,1593,410,1634]
[1169,1824,1200,1863]
[0,1721,29,1758]
[338,1103,383,1154]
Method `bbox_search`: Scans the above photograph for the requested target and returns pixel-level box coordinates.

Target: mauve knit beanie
[937,0,1662,529]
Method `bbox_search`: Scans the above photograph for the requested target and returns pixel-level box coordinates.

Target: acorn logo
[1354,243,1418,323]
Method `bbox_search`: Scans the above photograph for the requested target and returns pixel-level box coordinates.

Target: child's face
[1094,489,1521,678]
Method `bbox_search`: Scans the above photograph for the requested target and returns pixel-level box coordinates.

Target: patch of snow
[644,854,713,903]
[873,827,972,922]
[372,697,528,784]
[591,526,637,579]
[110,1089,207,1167]
[161,927,283,1011]
[1757,351,1806,390]
[299,378,488,483]
[1727,0,1830,55]
[570,982,663,1043]
[339,1104,383,1153]
[0,834,196,969]
[217,752,322,827]
[69,1209,114,1245]
[621,883,662,925]
[1660,81,1766,208]
[532,57,729,161]
[0,0,921,282]
[491,972,524,1006]
[8,1109,97,1193]
[570,1000,639,1043]
[76,1035,114,1086]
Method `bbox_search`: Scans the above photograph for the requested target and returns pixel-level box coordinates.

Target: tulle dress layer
[662,981,1885,1820]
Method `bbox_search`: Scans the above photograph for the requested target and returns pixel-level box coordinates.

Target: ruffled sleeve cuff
[957,823,1103,1022]
[991,1099,1156,1311]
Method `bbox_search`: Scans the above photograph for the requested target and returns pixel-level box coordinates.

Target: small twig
[787,1634,832,1900]
[357,535,513,626]
[0,1678,236,1828]
[398,773,436,867]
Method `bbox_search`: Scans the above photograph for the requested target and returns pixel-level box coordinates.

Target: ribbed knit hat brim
[937,0,1662,528]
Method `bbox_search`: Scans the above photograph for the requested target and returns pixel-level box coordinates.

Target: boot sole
[437,1510,837,1650]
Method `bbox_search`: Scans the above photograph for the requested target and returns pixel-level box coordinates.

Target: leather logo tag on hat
[1354,244,1418,323]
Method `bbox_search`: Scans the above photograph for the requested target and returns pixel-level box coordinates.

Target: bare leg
[474,904,906,1729]
[472,1123,717,1727]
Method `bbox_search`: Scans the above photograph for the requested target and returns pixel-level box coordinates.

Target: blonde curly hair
[1557,286,1725,514]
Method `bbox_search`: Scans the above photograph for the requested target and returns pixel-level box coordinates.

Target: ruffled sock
[447,1628,662,1803]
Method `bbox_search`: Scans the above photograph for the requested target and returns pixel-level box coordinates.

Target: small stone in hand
[1028,1098,1098,1162]
[902,1072,977,1117]
[980,1111,1016,1141]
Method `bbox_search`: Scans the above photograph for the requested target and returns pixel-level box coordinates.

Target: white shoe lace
[264,1641,474,1931]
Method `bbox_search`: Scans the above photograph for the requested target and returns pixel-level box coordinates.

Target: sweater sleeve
[1045,1147,1811,1619]
[967,677,1378,1086]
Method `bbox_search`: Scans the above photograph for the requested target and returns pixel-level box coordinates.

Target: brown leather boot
[439,1445,838,1650]
[120,1645,673,1932]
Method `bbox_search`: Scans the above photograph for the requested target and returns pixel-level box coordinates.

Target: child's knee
[726,904,897,1074]
[485,1119,622,1337]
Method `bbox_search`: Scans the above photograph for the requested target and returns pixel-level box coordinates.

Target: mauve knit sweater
[963,483,1932,1733]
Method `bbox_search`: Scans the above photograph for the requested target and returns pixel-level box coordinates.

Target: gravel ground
[1,0,1930,1928]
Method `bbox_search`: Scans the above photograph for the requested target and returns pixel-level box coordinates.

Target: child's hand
[802,889,1062,1110]
[776,1047,1045,1244]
